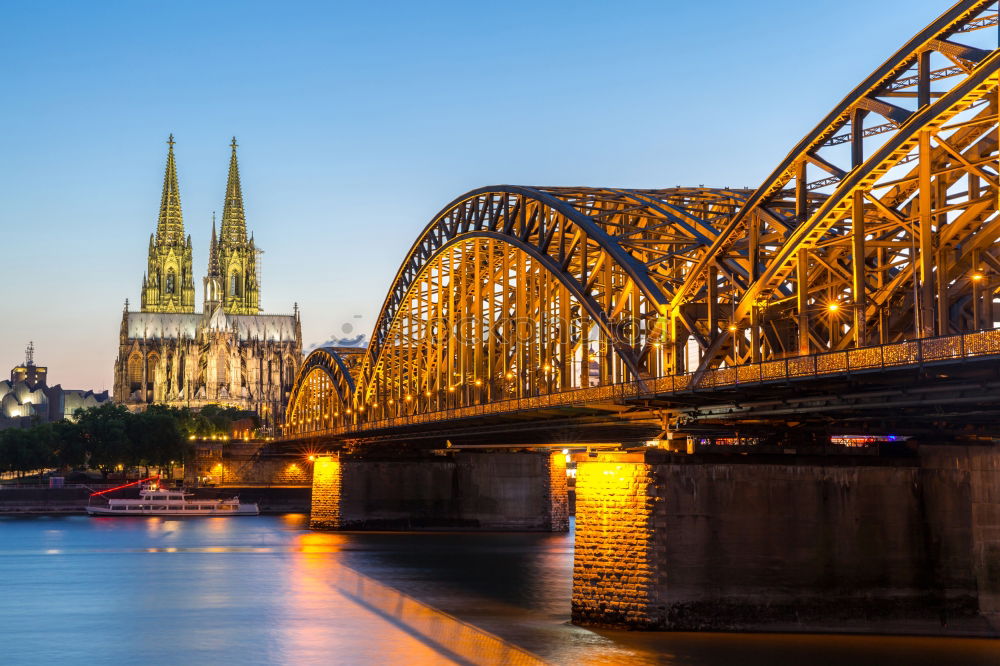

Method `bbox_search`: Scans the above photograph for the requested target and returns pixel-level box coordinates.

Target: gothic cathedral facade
[113,137,302,427]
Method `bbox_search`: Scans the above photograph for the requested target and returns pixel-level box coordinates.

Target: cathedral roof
[124,310,298,342]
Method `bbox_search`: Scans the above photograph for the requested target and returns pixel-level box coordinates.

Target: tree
[128,409,189,475]
[75,403,131,478]
[49,420,87,470]
[0,427,52,477]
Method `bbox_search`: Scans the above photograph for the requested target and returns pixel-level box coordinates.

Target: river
[1,515,997,665]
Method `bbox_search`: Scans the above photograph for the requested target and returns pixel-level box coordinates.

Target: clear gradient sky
[1,0,945,390]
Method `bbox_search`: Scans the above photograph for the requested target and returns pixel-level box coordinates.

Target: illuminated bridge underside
[287,1,1000,444]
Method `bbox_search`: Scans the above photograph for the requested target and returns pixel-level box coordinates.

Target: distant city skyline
[0,0,943,389]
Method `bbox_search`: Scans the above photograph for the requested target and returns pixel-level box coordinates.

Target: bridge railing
[288,328,1000,439]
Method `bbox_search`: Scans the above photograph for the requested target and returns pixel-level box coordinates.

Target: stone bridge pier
[571,445,1000,635]
[310,450,569,531]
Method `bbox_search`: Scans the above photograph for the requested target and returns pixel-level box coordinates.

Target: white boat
[87,480,259,516]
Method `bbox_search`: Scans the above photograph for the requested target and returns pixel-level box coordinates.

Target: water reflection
[284,530,543,664]
[0,516,998,666]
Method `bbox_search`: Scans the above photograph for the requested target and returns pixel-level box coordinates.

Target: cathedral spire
[208,212,221,277]
[156,134,185,245]
[204,212,224,312]
[215,137,259,315]
[140,135,195,314]
[220,136,247,244]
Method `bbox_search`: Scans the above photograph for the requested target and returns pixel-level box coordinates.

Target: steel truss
[286,1,1000,437]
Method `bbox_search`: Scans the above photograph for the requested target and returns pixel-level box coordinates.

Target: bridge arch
[353,186,750,412]
[674,0,1000,309]
[283,2,999,436]
[662,0,1000,379]
[286,186,746,434]
[285,347,359,434]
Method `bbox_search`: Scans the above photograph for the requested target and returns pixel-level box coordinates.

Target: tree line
[0,403,259,479]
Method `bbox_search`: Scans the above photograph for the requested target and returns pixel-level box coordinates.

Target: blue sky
[0,0,944,389]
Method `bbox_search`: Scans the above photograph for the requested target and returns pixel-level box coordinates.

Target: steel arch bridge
[286,1,1000,440]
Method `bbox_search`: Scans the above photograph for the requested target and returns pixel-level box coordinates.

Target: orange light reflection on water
[279,531,545,665]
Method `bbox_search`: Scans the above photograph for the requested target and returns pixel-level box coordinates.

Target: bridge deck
[282,328,1000,445]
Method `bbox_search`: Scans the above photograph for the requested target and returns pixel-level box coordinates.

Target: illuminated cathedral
[113,137,302,426]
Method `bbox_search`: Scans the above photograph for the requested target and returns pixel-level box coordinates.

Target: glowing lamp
[827,303,840,312]
[474,379,482,386]
[972,272,985,282]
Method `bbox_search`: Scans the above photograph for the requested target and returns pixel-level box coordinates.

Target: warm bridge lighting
[972,272,985,282]
[827,303,840,312]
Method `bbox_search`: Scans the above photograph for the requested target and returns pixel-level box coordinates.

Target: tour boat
[87,480,259,516]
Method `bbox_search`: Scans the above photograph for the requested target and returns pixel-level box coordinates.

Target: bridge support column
[918,445,1000,630]
[572,447,1000,635]
[309,455,343,529]
[572,453,659,628]
[309,451,568,532]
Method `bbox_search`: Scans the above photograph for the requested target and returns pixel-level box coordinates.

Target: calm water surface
[1,515,997,665]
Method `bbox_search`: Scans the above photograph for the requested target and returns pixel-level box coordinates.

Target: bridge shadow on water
[292,517,1000,666]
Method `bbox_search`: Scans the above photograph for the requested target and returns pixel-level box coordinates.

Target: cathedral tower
[140,135,195,313]
[216,137,260,314]
[204,213,223,311]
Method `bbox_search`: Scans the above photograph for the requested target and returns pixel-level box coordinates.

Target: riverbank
[0,486,311,514]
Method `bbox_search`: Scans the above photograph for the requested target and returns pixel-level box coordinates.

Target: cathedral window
[146,355,158,387]
[128,354,143,389]
[230,271,241,297]
[166,270,176,294]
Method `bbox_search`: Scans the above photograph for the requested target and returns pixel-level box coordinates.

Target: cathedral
[113,137,302,427]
